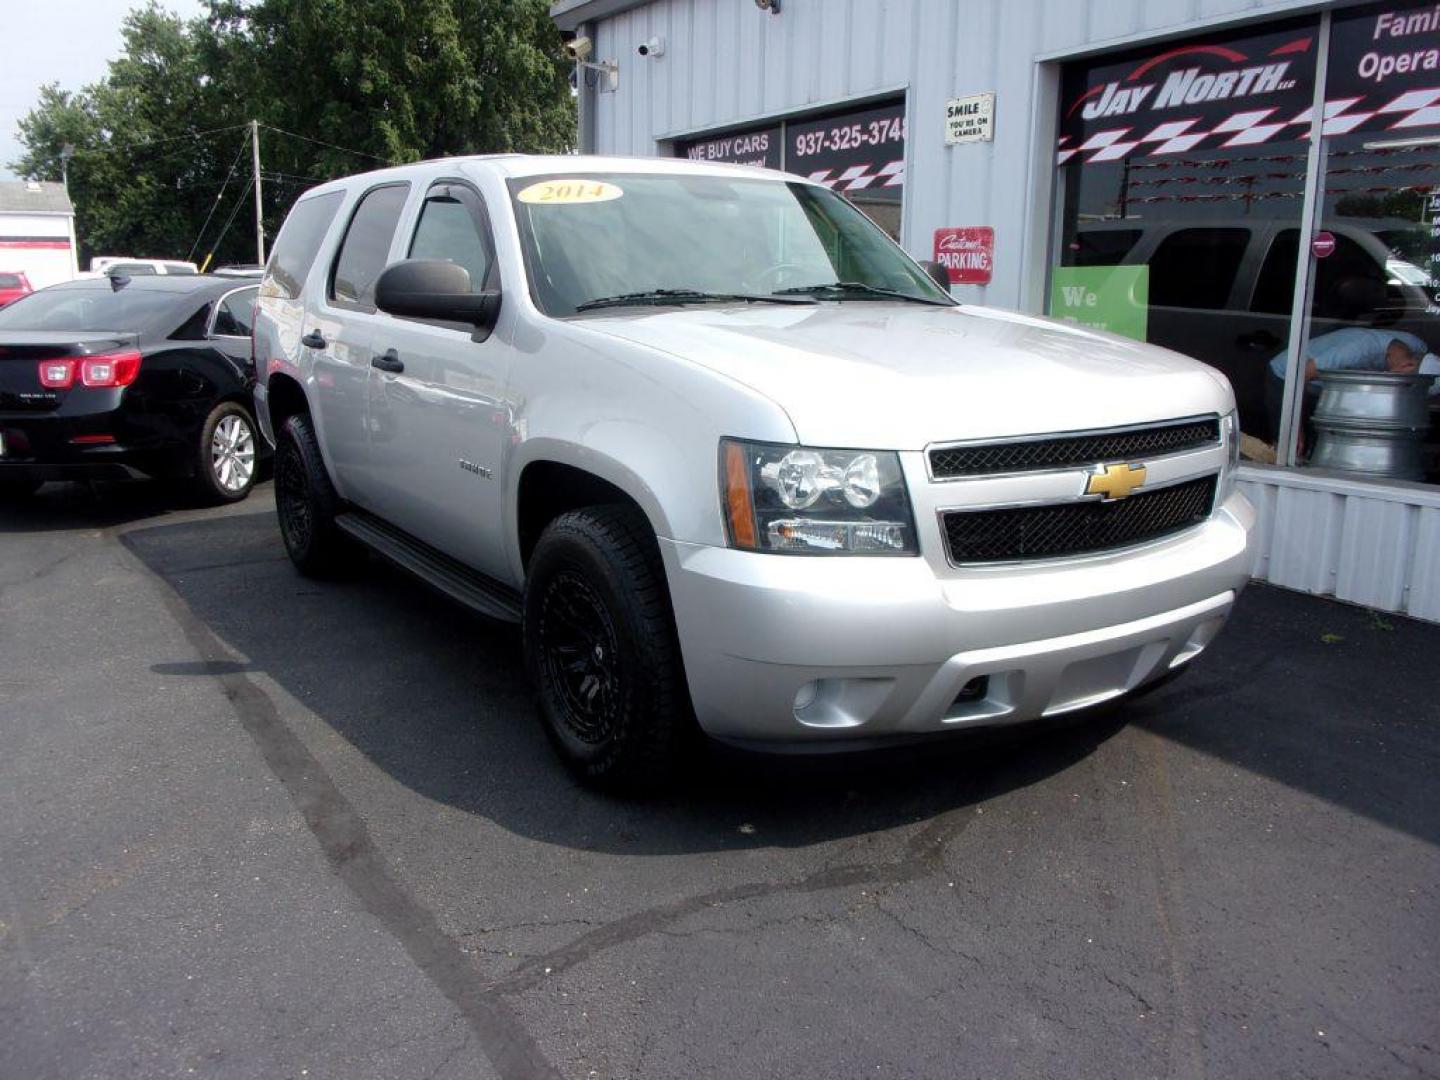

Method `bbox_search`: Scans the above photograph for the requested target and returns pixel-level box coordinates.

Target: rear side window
[264,191,344,301]
[0,274,22,288]
[163,262,197,275]
[1147,228,1249,310]
[213,287,258,337]
[330,184,410,311]
[107,263,157,276]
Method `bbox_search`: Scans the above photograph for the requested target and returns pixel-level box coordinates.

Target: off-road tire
[274,412,360,577]
[523,504,695,789]
[191,401,259,504]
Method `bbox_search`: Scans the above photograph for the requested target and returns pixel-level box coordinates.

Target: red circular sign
[1312,231,1336,259]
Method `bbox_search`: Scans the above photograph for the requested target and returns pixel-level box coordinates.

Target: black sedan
[0,274,262,502]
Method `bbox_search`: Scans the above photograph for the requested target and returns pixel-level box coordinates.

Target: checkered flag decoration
[805,160,905,190]
[1058,87,1440,164]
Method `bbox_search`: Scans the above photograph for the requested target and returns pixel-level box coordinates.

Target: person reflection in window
[1266,327,1440,452]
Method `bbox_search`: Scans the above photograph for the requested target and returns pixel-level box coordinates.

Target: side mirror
[375,260,500,334]
[918,260,952,291]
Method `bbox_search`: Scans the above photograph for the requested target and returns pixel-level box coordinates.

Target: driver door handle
[372,348,404,374]
[301,330,327,349]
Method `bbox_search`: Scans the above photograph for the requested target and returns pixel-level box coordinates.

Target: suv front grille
[929,418,1220,479]
[942,475,1218,564]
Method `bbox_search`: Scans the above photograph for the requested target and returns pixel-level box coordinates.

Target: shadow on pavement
[0,479,215,533]
[119,509,1440,853]
[120,509,1130,857]
[1126,582,1440,846]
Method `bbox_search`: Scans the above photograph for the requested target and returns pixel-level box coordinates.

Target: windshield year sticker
[517,180,623,205]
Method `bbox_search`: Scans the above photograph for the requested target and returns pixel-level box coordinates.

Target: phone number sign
[787,100,906,199]
[933,227,994,285]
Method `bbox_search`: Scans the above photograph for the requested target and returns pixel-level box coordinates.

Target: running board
[336,509,523,624]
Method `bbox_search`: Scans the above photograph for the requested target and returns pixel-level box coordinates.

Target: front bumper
[662,490,1254,744]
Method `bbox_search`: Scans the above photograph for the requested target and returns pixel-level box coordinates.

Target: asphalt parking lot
[1,479,1437,1080]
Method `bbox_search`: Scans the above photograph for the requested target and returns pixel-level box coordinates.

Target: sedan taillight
[38,359,75,388]
[36,350,143,390]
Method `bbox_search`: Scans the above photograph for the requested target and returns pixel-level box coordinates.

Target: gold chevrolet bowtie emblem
[1085,462,1147,501]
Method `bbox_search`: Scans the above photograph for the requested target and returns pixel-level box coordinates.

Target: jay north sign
[1058,19,1317,163]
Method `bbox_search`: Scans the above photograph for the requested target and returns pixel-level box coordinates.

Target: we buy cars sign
[932,227,993,285]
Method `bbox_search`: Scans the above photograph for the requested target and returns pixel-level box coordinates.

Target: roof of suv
[300,154,801,199]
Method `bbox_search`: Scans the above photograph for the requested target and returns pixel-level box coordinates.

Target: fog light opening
[793,680,820,711]
[954,675,989,705]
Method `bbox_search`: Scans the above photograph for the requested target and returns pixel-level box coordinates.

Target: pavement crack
[490,812,964,995]
[1101,970,1156,1014]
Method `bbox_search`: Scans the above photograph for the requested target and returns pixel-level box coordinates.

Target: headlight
[1220,410,1241,500]
[720,439,918,555]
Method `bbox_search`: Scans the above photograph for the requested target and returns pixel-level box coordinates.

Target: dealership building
[552,0,1440,622]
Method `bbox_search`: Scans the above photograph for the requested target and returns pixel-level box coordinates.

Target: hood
[573,302,1234,449]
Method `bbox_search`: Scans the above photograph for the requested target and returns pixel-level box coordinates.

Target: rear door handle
[372,349,404,374]
[301,330,327,349]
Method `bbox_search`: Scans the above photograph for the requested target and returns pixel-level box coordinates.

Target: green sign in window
[1048,265,1149,342]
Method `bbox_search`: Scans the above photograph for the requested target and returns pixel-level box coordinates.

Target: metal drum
[1310,370,1436,481]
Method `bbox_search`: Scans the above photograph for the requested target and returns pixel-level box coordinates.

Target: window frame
[206,285,260,340]
[327,181,412,314]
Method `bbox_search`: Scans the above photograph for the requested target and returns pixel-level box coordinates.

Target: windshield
[508,172,952,317]
[0,286,181,333]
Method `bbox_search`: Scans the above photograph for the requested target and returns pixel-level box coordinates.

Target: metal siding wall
[1237,471,1440,623]
[588,0,1301,305]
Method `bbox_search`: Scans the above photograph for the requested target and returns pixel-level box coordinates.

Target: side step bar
[335,508,523,624]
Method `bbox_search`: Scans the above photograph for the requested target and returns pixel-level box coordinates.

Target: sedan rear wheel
[194,401,258,503]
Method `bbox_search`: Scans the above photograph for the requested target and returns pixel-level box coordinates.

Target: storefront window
[674,99,906,240]
[1284,2,1440,485]
[1050,7,1440,486]
[1050,18,1320,450]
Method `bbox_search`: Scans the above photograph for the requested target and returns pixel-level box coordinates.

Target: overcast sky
[1,0,208,180]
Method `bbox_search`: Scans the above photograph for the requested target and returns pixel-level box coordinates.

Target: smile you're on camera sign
[944,92,995,145]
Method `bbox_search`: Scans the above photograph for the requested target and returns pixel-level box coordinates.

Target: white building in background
[553,0,1440,623]
[0,180,78,289]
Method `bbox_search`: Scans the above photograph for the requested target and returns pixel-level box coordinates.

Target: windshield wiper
[575,288,815,312]
[772,281,952,306]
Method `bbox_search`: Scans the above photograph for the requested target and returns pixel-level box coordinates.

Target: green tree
[12,0,575,267]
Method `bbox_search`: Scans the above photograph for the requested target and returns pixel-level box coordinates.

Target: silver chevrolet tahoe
[253,154,1254,786]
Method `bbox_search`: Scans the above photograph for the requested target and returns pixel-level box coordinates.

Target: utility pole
[59,144,74,197]
[250,119,265,266]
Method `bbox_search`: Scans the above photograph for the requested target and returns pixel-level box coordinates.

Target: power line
[258,123,396,164]
[187,128,254,261]
[66,123,252,160]
[263,170,333,184]
[198,174,255,271]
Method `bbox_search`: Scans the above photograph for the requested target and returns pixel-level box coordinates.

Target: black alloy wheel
[275,412,360,577]
[523,504,694,788]
[536,569,624,746]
